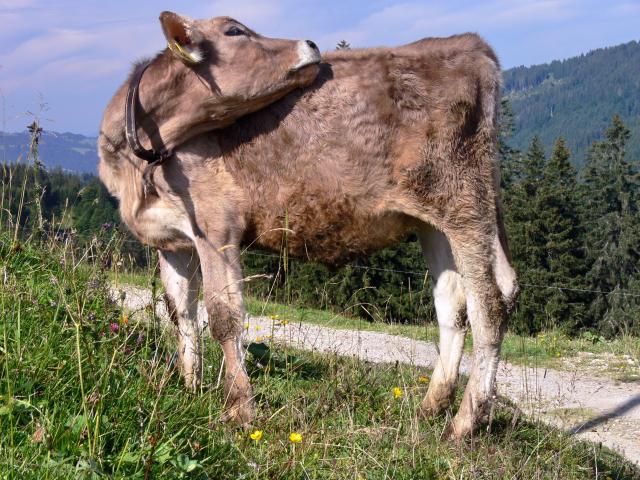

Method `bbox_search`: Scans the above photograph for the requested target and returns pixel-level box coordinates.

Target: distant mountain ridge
[2,39,639,174]
[0,130,98,173]
[503,40,640,164]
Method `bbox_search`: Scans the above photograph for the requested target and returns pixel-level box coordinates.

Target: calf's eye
[225,26,245,37]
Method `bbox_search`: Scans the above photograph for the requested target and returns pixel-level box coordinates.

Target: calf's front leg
[195,238,255,426]
[158,249,202,391]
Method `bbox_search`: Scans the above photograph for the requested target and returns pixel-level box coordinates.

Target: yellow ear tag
[168,41,198,63]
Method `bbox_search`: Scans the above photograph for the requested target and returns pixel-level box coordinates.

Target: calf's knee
[206,298,243,341]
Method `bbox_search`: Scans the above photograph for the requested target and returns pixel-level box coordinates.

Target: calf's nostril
[305,40,319,51]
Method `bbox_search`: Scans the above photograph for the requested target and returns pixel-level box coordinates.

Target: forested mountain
[504,40,640,165]
[0,131,98,173]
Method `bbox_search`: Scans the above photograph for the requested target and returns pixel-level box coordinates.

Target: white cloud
[0,19,162,94]
[0,0,36,8]
[608,1,640,16]
[3,28,96,67]
[489,0,577,24]
[204,0,285,28]
[3,55,123,92]
[320,0,582,49]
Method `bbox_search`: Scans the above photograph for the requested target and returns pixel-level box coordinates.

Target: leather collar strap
[125,60,172,165]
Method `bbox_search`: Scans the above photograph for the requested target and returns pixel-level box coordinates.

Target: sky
[0,0,639,135]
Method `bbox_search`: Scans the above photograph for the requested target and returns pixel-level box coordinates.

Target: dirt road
[117,286,640,465]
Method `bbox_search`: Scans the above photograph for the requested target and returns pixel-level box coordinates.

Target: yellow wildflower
[255,336,263,342]
[269,314,280,320]
[249,430,263,442]
[265,335,273,339]
[254,325,261,331]
[121,314,129,325]
[279,319,290,326]
[418,375,429,384]
[289,432,302,443]
[393,387,403,398]
[244,323,249,330]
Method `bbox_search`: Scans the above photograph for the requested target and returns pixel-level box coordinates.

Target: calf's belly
[249,209,414,266]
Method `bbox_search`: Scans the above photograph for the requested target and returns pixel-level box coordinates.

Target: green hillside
[503,40,640,165]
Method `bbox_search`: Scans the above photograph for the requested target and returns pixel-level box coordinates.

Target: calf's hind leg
[158,249,202,391]
[446,229,506,439]
[417,226,468,417]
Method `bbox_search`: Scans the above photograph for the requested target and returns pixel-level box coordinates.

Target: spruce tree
[535,138,587,330]
[582,116,640,335]
[505,137,552,332]
[505,137,588,333]
[505,136,546,275]
[498,99,520,191]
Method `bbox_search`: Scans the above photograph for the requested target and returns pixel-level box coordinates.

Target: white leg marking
[419,226,468,412]
[493,235,518,303]
[159,250,201,390]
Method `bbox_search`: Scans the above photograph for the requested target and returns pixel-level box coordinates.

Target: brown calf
[99,12,518,440]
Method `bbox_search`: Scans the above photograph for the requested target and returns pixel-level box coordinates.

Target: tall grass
[2,233,640,478]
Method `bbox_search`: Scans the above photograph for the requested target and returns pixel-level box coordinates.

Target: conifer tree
[582,116,640,335]
[505,137,588,333]
[535,138,587,330]
[498,99,520,191]
[505,137,551,332]
[506,136,546,273]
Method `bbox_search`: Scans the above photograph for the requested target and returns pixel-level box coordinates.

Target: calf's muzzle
[291,39,321,73]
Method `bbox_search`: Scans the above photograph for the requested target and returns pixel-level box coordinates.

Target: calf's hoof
[220,374,256,427]
[446,413,475,444]
[447,400,490,442]
[418,386,455,418]
[417,401,443,420]
[220,398,256,427]
[183,373,201,393]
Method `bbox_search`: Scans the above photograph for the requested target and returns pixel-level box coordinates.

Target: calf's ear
[160,11,204,64]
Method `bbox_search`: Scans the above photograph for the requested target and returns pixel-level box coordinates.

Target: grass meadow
[2,233,640,479]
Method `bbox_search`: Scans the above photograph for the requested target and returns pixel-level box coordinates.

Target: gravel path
[117,285,640,465]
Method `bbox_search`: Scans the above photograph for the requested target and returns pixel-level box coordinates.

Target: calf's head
[102,12,321,151]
